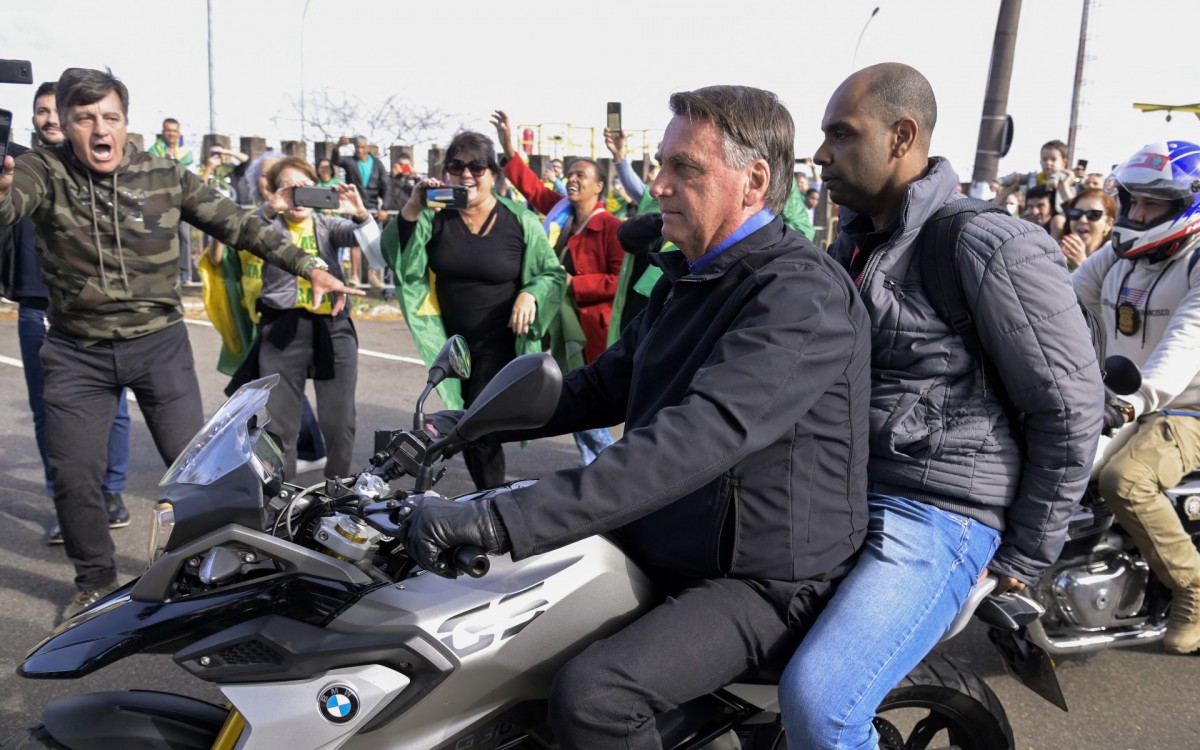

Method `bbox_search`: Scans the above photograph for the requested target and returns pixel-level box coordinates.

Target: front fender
[42,690,227,750]
[21,573,376,679]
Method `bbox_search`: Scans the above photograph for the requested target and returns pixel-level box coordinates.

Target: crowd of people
[3,61,1200,750]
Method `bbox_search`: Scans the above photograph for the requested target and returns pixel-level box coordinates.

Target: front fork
[212,708,246,750]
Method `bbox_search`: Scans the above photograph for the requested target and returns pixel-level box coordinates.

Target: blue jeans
[573,427,614,466]
[296,394,327,462]
[780,494,1000,749]
[18,305,130,497]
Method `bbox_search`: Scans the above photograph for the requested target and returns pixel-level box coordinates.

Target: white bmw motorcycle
[4,338,1032,750]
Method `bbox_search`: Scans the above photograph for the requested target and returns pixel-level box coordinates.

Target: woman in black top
[383,132,565,489]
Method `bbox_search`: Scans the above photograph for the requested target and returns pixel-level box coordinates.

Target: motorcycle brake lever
[360,496,421,537]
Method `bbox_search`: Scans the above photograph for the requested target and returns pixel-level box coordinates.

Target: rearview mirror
[450,353,562,443]
[414,336,472,430]
[429,335,471,386]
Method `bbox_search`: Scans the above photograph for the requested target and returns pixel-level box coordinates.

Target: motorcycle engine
[1048,549,1150,630]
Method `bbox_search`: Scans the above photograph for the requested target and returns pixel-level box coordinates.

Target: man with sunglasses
[1074,140,1200,654]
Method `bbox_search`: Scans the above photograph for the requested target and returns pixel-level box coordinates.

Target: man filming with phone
[0,67,362,620]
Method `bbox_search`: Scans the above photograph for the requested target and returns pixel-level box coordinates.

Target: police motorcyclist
[1073,140,1200,654]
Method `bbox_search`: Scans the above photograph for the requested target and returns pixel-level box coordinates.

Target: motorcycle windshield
[160,375,285,487]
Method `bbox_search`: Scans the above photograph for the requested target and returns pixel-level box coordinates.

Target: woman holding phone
[381,131,565,490]
[1060,187,1117,270]
[241,156,380,479]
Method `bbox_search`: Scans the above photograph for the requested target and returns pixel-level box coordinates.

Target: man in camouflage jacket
[0,68,360,620]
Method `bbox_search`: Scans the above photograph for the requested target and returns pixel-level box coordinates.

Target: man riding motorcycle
[404,85,873,750]
[1073,140,1200,654]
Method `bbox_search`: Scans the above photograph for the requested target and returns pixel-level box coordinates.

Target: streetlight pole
[971,0,1022,186]
[207,0,216,133]
[1066,0,1094,166]
[852,7,881,69]
[300,0,312,144]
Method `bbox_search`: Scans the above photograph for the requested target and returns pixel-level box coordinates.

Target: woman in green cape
[381,131,566,490]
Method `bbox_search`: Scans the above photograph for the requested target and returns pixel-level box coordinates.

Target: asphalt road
[0,313,1197,749]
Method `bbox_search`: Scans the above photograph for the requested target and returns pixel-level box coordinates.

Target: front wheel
[873,653,1014,750]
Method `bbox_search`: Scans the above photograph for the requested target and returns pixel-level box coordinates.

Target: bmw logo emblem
[318,685,359,724]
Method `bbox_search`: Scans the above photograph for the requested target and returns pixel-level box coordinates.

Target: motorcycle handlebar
[429,545,490,578]
[452,545,490,578]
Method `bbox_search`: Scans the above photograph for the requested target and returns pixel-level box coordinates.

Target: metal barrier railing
[517,123,663,162]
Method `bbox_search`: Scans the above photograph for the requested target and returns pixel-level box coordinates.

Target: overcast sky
[3,0,1197,179]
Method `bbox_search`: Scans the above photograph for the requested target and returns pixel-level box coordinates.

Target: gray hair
[56,67,129,120]
[668,85,794,213]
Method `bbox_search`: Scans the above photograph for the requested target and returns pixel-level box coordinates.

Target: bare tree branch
[282,89,449,150]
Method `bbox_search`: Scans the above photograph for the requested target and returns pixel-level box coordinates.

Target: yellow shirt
[240,216,332,317]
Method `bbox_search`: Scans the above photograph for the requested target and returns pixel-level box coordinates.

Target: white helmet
[1109,140,1200,262]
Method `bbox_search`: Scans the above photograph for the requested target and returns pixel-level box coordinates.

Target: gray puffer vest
[829,158,1104,584]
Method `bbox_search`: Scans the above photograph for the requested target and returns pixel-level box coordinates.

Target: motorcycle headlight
[148,501,176,564]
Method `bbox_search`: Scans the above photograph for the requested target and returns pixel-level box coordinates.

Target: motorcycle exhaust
[1026,618,1166,655]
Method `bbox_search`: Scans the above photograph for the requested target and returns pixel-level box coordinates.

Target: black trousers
[257,315,358,479]
[548,576,832,750]
[460,345,510,490]
[41,323,204,589]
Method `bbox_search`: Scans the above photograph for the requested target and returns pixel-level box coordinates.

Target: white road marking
[0,353,139,402]
[183,318,423,366]
[0,321,424,371]
[358,349,424,365]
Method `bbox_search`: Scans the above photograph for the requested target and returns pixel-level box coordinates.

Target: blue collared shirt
[687,208,776,274]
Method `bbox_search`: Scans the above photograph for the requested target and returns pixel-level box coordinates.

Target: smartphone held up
[607,102,622,134]
[422,185,469,210]
[0,108,12,175]
[292,185,340,210]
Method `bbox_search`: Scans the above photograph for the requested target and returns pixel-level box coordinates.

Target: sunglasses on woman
[444,159,489,177]
[1067,208,1106,221]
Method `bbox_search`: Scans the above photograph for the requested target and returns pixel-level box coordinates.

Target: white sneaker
[295,457,327,474]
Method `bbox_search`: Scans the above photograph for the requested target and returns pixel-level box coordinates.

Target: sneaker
[295,457,327,474]
[1164,582,1200,654]
[47,523,64,545]
[61,583,120,621]
[105,492,131,529]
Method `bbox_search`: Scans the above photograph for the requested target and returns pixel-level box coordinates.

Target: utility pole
[1066,0,1094,165]
[301,0,312,144]
[207,0,216,133]
[972,0,1022,187]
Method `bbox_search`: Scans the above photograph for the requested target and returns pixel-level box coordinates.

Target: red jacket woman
[495,113,624,363]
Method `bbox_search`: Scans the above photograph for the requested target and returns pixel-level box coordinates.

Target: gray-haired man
[405,85,873,749]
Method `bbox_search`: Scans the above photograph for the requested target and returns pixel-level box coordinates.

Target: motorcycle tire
[873,653,1014,750]
[0,726,69,750]
[733,655,1012,750]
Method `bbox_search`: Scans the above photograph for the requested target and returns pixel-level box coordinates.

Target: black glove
[405,495,511,577]
[1102,396,1132,436]
[617,212,664,256]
